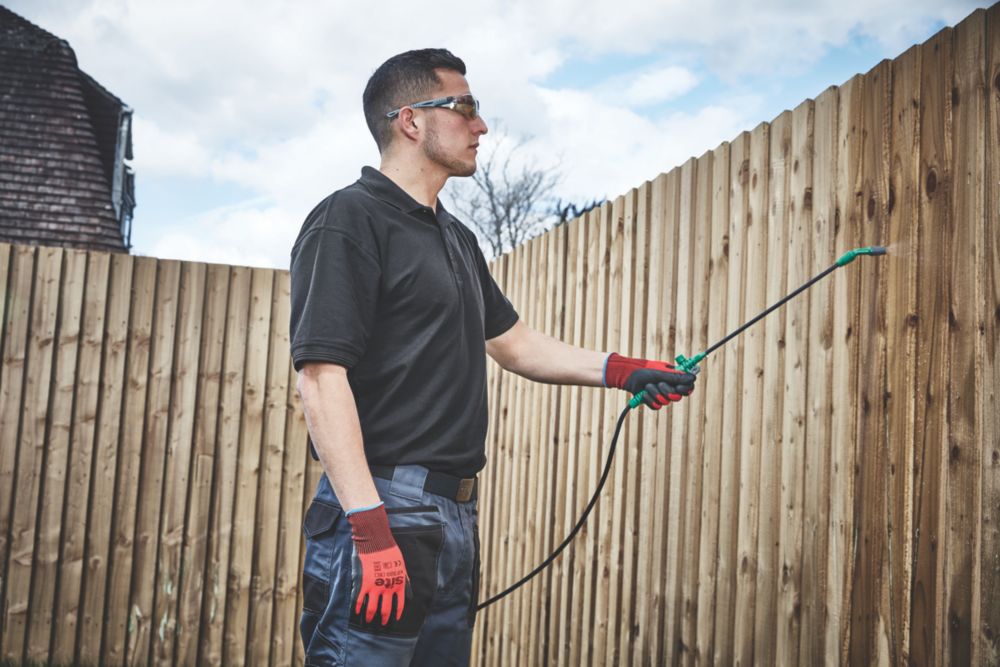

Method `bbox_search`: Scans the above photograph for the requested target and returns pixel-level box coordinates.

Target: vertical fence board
[556,213,587,664]
[579,203,611,666]
[695,141,731,666]
[3,246,61,661]
[200,265,252,665]
[947,11,986,665]
[247,270,290,666]
[621,188,640,667]
[635,176,664,667]
[663,160,694,665]
[127,259,181,666]
[0,244,30,662]
[572,203,601,667]
[150,261,205,665]
[521,235,546,667]
[681,152,712,666]
[495,243,522,666]
[541,223,566,666]
[26,249,85,662]
[622,182,651,665]
[714,132,749,665]
[223,267,273,666]
[651,170,681,665]
[734,121,771,667]
[103,255,156,665]
[910,28,953,667]
[885,43,922,667]
[601,193,631,667]
[478,253,506,667]
[593,196,624,666]
[486,249,514,667]
[176,263,230,666]
[79,253,133,664]
[270,362,310,667]
[52,251,110,664]
[620,185,648,666]
[506,237,532,664]
[825,74,864,664]
[982,6,1000,663]
[849,57,893,667]
[800,86,838,666]
[272,277,308,667]
[754,110,790,667]
[775,100,813,667]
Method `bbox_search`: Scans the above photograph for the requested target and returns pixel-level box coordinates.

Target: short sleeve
[289,224,381,371]
[473,244,519,340]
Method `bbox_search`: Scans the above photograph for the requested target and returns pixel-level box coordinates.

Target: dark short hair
[363,48,467,152]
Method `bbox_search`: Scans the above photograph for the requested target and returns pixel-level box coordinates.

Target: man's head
[363,48,469,153]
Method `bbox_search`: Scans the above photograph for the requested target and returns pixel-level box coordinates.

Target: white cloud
[5,0,989,267]
[621,65,700,106]
[130,116,212,177]
[535,87,748,203]
[148,202,300,269]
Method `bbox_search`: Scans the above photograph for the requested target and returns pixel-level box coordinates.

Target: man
[290,48,695,666]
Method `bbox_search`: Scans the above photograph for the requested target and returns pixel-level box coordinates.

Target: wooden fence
[0,5,997,666]
[0,251,320,666]
[473,7,998,666]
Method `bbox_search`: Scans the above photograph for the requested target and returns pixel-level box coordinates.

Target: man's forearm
[297,363,381,511]
[490,323,607,386]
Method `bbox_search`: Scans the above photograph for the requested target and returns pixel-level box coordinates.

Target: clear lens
[452,95,479,120]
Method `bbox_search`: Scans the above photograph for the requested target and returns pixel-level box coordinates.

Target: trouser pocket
[300,500,346,658]
[350,505,444,638]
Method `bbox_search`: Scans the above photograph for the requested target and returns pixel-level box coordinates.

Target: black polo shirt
[289,167,519,477]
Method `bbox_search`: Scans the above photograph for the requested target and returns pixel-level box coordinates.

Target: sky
[7,0,988,269]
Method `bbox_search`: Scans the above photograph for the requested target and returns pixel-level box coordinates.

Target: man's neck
[378,156,448,210]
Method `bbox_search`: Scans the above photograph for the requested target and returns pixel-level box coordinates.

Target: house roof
[0,5,131,252]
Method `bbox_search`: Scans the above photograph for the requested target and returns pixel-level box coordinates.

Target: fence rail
[0,5,998,666]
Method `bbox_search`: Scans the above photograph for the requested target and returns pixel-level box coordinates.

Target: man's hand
[603,353,697,409]
[347,503,408,624]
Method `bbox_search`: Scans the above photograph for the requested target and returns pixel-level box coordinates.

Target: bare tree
[446,127,560,258]
[552,197,605,226]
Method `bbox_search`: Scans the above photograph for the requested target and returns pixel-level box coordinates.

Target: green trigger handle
[627,351,705,410]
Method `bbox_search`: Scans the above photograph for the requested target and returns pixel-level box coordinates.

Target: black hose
[477,403,632,610]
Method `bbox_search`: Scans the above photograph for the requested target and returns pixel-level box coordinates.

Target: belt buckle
[456,477,475,502]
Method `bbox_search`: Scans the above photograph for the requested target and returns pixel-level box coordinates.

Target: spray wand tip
[870,245,888,255]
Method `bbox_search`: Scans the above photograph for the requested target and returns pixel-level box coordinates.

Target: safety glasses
[385,94,481,121]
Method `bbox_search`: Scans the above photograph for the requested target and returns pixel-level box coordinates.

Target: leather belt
[370,465,477,503]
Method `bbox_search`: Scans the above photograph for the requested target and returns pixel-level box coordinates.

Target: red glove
[604,353,697,409]
[346,503,408,624]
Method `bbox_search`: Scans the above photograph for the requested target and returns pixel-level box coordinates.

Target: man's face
[420,69,489,178]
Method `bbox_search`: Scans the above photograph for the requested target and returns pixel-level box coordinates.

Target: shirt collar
[358,166,454,227]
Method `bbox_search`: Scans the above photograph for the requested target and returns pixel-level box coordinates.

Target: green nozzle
[835,246,887,267]
[674,352,706,374]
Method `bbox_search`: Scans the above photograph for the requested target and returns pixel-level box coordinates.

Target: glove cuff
[604,352,642,390]
[347,504,396,554]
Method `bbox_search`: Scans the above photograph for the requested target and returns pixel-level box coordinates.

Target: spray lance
[478,245,887,611]
[630,244,888,405]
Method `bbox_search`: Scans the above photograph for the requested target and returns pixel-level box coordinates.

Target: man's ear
[396,107,421,142]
